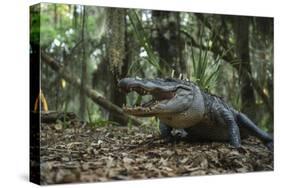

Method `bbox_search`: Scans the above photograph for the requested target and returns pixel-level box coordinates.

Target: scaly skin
[118,77,273,150]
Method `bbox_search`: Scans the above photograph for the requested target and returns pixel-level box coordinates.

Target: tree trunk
[233,16,256,120]
[106,8,128,125]
[151,11,183,77]
[73,5,78,29]
[79,6,87,120]
[53,4,57,28]
[176,13,186,76]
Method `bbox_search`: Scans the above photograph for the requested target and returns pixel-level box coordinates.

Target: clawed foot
[161,134,186,144]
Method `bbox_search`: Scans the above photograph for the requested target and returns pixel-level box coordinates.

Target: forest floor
[40,112,273,185]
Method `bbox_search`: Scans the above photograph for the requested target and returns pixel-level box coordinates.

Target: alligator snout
[118,78,136,92]
[118,77,177,94]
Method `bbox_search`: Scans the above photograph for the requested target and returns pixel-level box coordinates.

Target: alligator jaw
[120,85,176,116]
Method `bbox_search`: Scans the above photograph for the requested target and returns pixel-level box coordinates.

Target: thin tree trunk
[106,8,128,125]
[53,4,57,28]
[233,16,256,120]
[151,11,182,76]
[73,5,78,29]
[79,6,87,120]
[176,13,186,76]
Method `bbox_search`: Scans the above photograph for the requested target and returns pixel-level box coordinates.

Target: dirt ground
[39,113,273,185]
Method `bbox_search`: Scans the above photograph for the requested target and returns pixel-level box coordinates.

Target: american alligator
[118,77,273,150]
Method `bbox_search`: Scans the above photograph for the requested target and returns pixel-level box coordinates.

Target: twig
[41,147,83,154]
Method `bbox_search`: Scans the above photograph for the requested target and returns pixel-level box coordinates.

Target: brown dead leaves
[39,119,273,185]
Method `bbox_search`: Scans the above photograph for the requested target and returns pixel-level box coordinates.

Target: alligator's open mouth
[120,85,176,116]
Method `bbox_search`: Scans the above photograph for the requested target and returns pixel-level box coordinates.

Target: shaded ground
[40,113,273,185]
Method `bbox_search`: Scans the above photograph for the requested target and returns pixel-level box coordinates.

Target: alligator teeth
[179,73,183,80]
[171,70,175,78]
[136,76,142,80]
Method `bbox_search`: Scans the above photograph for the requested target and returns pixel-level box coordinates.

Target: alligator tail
[236,112,273,150]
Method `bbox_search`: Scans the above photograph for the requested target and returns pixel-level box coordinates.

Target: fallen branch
[41,51,142,126]
[41,112,77,123]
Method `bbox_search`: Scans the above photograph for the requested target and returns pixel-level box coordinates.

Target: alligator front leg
[219,109,241,148]
[159,122,174,142]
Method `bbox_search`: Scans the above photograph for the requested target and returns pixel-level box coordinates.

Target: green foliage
[30,5,41,44]
[88,119,120,128]
[189,24,223,90]
[55,104,70,129]
[40,4,76,47]
[30,15,40,43]
[134,95,143,106]
[190,43,222,90]
[88,8,106,40]
[127,10,163,75]
[87,104,119,128]
[140,117,159,133]
[127,10,223,91]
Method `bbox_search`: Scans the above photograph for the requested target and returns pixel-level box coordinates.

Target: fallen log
[41,51,142,126]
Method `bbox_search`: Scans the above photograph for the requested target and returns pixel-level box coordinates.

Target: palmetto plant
[190,42,222,90]
[189,22,225,91]
[127,10,163,75]
[128,10,225,91]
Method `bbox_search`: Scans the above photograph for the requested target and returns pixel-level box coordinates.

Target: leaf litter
[39,114,273,184]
